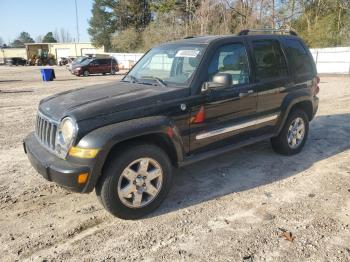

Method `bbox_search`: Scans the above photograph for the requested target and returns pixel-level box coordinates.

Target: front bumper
[73,70,81,76]
[23,132,92,192]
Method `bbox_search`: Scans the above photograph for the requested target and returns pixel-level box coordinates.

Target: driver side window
[208,43,249,85]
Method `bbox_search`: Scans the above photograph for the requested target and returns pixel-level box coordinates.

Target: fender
[76,116,184,192]
[276,89,315,135]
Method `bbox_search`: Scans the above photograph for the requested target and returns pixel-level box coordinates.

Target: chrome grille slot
[35,113,58,152]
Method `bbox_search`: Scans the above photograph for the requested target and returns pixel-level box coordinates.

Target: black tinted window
[208,43,249,85]
[100,59,108,65]
[91,59,100,65]
[285,39,314,76]
[252,40,287,80]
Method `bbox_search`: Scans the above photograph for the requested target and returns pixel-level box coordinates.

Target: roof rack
[238,29,298,36]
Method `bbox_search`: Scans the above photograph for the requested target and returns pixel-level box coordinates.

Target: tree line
[0,28,74,48]
[88,0,350,52]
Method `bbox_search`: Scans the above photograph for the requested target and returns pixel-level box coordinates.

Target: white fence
[107,53,143,70]
[310,47,350,74]
[108,47,350,74]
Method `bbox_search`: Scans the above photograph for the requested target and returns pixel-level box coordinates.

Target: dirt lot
[0,66,349,261]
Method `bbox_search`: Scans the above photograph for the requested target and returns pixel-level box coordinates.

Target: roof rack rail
[238,29,298,36]
[184,36,197,39]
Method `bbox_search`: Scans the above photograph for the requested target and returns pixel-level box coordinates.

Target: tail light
[314,76,320,95]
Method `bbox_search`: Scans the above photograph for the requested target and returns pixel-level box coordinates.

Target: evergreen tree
[88,0,117,51]
[42,32,57,43]
[114,0,152,31]
[11,32,34,47]
[18,32,34,43]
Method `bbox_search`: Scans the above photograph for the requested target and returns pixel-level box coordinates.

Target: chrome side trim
[196,114,279,140]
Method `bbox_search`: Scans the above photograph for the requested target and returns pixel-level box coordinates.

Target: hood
[39,81,182,122]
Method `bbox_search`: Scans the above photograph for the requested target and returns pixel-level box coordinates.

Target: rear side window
[251,40,288,80]
[284,39,314,76]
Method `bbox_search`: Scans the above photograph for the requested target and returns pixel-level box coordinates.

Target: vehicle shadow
[0,80,22,83]
[150,113,350,218]
[54,79,80,81]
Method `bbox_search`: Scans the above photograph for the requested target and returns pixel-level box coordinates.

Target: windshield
[125,44,205,87]
[80,58,93,65]
[74,57,89,64]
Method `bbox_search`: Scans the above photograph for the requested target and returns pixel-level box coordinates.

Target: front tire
[96,144,173,219]
[271,109,309,155]
[83,70,90,77]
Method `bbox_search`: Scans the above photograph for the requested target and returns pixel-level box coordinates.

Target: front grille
[35,113,58,151]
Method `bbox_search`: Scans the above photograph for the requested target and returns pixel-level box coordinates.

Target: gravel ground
[0,66,349,262]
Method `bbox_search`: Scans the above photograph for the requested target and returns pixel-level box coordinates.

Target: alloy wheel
[287,117,305,149]
[117,158,163,208]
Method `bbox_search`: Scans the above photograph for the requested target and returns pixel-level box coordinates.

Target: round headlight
[60,118,77,144]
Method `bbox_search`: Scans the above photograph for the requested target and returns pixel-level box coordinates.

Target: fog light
[69,147,99,158]
[78,173,89,184]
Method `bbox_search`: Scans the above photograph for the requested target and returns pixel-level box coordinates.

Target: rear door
[103,59,112,73]
[97,59,107,73]
[246,36,292,132]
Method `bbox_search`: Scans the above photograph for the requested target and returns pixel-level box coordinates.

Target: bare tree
[35,35,43,43]
[53,28,74,43]
[60,28,73,42]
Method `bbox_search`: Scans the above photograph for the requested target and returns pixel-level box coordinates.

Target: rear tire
[271,109,309,155]
[96,144,173,219]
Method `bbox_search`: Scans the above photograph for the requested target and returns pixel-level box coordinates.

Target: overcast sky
[0,0,93,43]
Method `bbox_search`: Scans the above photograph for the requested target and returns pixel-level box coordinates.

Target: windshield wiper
[123,75,139,83]
[141,76,167,88]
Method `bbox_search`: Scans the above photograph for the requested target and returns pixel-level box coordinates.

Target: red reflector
[314,76,320,95]
[194,106,205,124]
[315,85,320,95]
[167,127,174,137]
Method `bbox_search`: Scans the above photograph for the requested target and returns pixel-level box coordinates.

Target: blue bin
[40,68,55,81]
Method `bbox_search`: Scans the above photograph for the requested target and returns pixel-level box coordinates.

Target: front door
[189,41,257,154]
[89,60,99,74]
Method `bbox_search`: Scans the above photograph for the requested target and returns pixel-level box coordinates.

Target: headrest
[262,53,275,64]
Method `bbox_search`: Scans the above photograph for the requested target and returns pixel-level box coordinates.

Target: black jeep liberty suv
[24,30,319,219]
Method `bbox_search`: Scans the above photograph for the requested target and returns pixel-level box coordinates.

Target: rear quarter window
[284,39,315,76]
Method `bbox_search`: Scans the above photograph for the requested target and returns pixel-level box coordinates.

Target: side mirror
[201,73,232,92]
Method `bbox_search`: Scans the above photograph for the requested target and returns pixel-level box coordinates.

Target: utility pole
[75,0,80,43]
[272,0,275,29]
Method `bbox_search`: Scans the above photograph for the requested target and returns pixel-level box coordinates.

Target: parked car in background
[68,56,90,72]
[72,57,119,76]
[58,57,70,66]
[5,57,27,66]
[64,57,76,69]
